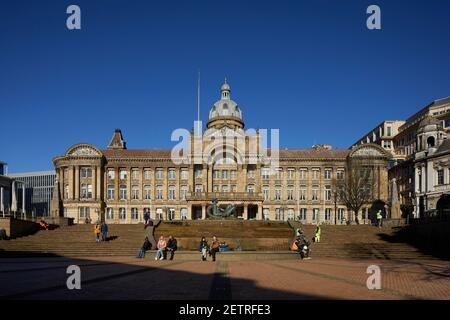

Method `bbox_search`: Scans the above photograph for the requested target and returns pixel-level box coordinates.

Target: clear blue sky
[1,0,450,173]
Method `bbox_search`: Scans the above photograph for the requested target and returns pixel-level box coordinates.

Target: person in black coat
[137,237,152,258]
[166,235,178,260]
[199,237,208,261]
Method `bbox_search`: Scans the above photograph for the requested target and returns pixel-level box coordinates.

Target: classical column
[74,166,79,199]
[187,205,192,220]
[127,167,132,201]
[96,166,101,200]
[92,166,97,200]
[201,205,206,220]
[69,166,74,199]
[243,204,248,220]
[1,186,4,216]
[207,165,213,192]
[22,183,26,216]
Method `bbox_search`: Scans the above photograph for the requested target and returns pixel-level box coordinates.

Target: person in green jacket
[376,210,383,228]
[314,225,321,243]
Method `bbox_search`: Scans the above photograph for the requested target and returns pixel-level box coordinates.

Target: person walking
[199,237,208,261]
[94,223,101,242]
[137,237,151,258]
[155,236,167,260]
[209,236,220,262]
[166,235,178,260]
[101,222,108,241]
[314,225,321,243]
[376,210,383,228]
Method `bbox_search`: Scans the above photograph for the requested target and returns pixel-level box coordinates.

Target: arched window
[427,136,435,147]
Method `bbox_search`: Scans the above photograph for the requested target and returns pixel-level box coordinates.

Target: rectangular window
[119,208,126,221]
[120,169,127,180]
[131,208,139,221]
[263,186,269,201]
[144,208,151,219]
[312,169,320,180]
[132,170,139,180]
[312,188,319,201]
[247,169,255,179]
[213,170,220,179]
[87,184,92,198]
[299,187,306,201]
[213,185,219,192]
[144,185,151,200]
[168,208,175,221]
[79,207,90,219]
[275,208,284,221]
[195,169,203,178]
[106,208,114,220]
[222,170,228,180]
[437,169,444,185]
[261,168,270,180]
[156,208,163,220]
[81,184,87,198]
[275,188,281,201]
[222,185,229,193]
[156,169,163,180]
[325,186,332,201]
[168,186,176,200]
[276,168,283,180]
[325,208,332,221]
[144,169,152,180]
[231,170,237,180]
[107,185,115,200]
[195,184,203,193]
[231,185,237,193]
[247,185,255,193]
[299,169,307,180]
[181,208,188,220]
[81,167,92,178]
[168,169,176,180]
[181,186,188,200]
[119,185,127,200]
[181,170,188,180]
[299,208,307,221]
[287,209,294,221]
[313,208,319,221]
[132,186,139,200]
[338,208,345,222]
[287,169,295,180]
[324,169,332,180]
[337,170,344,180]
[387,126,392,136]
[156,186,163,200]
[287,188,294,200]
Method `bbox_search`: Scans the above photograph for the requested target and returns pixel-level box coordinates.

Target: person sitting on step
[39,218,49,230]
[137,237,151,259]
[199,237,208,261]
[155,235,167,260]
[165,235,177,260]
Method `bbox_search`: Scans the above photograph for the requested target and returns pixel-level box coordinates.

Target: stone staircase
[0,221,441,260]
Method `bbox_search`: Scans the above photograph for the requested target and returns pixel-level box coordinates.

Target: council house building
[52,81,390,224]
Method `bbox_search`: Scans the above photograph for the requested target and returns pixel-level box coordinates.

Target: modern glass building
[7,171,56,216]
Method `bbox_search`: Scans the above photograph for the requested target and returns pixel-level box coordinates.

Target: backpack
[290,241,299,251]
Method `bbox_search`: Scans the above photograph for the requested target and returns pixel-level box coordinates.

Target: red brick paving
[0,256,448,300]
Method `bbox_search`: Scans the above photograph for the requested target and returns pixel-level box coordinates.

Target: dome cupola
[207,79,244,129]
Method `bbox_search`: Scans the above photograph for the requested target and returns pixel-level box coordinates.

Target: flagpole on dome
[197,70,201,137]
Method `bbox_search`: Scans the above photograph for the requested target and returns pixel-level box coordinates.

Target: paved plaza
[0,256,449,300]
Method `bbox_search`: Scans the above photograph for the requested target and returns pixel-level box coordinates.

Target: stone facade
[52,81,390,224]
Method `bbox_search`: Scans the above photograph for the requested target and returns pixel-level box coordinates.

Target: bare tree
[335,159,375,224]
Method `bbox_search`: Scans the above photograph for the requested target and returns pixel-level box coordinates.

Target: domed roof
[417,116,443,134]
[208,80,243,121]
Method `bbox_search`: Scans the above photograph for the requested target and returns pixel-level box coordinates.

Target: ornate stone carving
[352,147,384,157]
[69,147,100,156]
